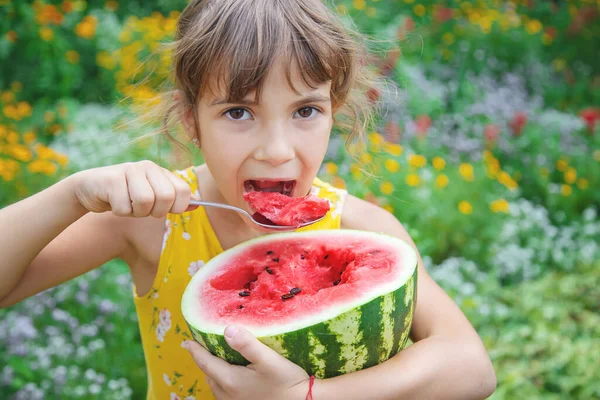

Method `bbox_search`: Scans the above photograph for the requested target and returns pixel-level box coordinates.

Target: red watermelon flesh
[243,191,330,226]
[202,235,402,326]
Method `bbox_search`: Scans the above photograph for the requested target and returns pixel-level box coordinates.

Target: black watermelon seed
[265,267,273,275]
[266,250,273,255]
[300,254,305,260]
[333,279,341,286]
[290,287,301,295]
[239,291,251,297]
[272,258,280,263]
[243,282,251,289]
[324,254,329,259]
[238,305,244,309]
[281,293,295,300]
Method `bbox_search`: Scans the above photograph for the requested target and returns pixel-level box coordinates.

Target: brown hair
[152,0,378,157]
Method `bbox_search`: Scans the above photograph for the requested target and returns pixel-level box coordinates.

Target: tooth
[283,181,293,192]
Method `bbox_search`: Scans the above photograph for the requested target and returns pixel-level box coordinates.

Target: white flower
[159,309,172,331]
[184,396,196,400]
[188,261,204,277]
[162,220,172,253]
[155,324,167,342]
[163,373,171,386]
[182,232,191,240]
[170,393,181,400]
[176,169,190,180]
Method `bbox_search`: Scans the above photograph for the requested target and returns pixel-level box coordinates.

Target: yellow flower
[11,81,22,92]
[432,157,446,171]
[442,32,455,45]
[105,0,119,11]
[360,152,372,164]
[384,159,400,173]
[383,204,394,213]
[498,171,518,190]
[331,176,346,189]
[459,163,474,181]
[75,15,98,39]
[1,91,15,103]
[561,184,572,197]
[383,143,403,157]
[7,130,18,144]
[324,162,338,175]
[40,27,54,41]
[406,173,421,187]
[366,7,377,17]
[352,0,366,10]
[380,181,394,195]
[490,199,509,213]
[525,19,542,35]
[435,174,449,188]
[17,101,32,118]
[458,201,473,215]
[0,158,20,181]
[66,50,80,64]
[97,51,117,70]
[408,154,427,168]
[556,159,568,172]
[564,167,577,184]
[27,159,58,176]
[576,178,589,190]
[369,132,384,150]
[23,131,36,144]
[413,4,426,17]
[350,163,362,180]
[36,144,58,160]
[8,144,33,162]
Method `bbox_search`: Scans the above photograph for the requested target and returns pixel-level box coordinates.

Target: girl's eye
[295,107,319,119]
[224,108,252,120]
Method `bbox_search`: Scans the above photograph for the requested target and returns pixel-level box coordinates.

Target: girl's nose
[253,128,295,166]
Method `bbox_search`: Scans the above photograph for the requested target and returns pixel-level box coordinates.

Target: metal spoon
[188,199,325,231]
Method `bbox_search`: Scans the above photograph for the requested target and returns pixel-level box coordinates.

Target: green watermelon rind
[181,229,418,378]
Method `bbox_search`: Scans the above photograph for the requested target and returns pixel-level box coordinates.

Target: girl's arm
[0,161,192,308]
[310,195,496,400]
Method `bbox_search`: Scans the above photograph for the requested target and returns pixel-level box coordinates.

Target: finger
[186,341,236,389]
[205,376,226,399]
[163,169,193,214]
[223,325,288,372]
[125,164,155,217]
[108,171,133,217]
[145,166,176,218]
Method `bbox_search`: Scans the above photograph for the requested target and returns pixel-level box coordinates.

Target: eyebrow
[210,94,331,107]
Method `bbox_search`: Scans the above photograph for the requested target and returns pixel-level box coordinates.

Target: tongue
[252,180,282,190]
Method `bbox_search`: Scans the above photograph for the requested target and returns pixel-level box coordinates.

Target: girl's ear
[174,90,200,146]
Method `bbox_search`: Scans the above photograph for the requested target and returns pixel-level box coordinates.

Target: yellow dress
[133,166,348,399]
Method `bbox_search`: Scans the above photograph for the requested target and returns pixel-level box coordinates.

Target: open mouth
[243,180,296,197]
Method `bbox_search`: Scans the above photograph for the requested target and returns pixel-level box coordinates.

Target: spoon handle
[188,199,251,217]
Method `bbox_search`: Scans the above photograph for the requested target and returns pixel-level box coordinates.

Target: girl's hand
[68,161,196,217]
[186,325,312,400]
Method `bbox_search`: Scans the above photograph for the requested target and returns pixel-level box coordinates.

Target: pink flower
[579,107,600,134]
[509,111,528,137]
[415,115,432,138]
[484,124,501,146]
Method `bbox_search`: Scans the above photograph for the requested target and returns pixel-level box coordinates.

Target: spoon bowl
[188,199,324,231]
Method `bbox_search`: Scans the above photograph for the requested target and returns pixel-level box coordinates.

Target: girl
[0,0,496,399]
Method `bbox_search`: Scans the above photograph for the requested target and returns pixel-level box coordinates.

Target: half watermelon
[181,229,418,378]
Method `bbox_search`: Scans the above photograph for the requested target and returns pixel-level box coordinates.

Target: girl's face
[195,62,333,227]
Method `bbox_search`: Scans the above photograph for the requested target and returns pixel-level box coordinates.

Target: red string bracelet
[305,375,315,400]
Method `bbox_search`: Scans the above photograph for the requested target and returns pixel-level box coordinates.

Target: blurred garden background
[1,0,599,399]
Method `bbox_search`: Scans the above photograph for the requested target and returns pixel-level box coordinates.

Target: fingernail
[185,205,199,212]
[224,325,239,339]
[182,340,190,350]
